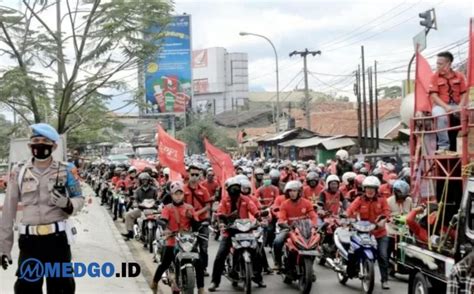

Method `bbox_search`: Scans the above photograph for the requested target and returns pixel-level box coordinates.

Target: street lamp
[240,32,280,132]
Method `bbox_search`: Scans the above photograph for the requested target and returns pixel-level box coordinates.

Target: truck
[394,105,474,293]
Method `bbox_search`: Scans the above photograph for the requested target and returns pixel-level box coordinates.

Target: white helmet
[362,176,381,189]
[239,178,252,190]
[269,169,280,179]
[284,180,302,193]
[128,166,137,173]
[325,174,340,188]
[163,167,170,176]
[342,172,357,185]
[336,149,349,161]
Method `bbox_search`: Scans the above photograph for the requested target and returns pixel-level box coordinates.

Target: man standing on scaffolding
[429,51,468,153]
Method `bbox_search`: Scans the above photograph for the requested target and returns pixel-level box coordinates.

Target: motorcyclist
[121,172,158,240]
[254,167,265,189]
[379,173,397,199]
[256,173,280,248]
[319,175,347,216]
[303,172,324,203]
[202,168,219,199]
[208,177,265,291]
[151,181,205,294]
[340,171,357,200]
[184,162,212,276]
[269,169,283,194]
[346,176,391,290]
[335,149,353,178]
[273,180,317,271]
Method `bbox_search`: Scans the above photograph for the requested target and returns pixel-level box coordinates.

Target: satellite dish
[400,93,415,126]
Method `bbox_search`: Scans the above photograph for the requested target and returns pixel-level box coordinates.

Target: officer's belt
[19,220,67,236]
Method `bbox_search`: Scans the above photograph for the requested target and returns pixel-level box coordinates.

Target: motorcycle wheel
[182,266,196,294]
[243,260,252,294]
[361,259,375,294]
[337,271,349,285]
[148,227,154,253]
[299,257,314,294]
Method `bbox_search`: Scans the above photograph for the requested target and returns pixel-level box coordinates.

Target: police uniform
[0,124,84,293]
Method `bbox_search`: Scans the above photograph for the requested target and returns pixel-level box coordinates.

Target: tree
[177,119,237,154]
[0,0,172,134]
[378,86,402,99]
[0,114,14,159]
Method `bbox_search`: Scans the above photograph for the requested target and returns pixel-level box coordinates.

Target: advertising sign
[144,15,192,114]
[192,49,208,68]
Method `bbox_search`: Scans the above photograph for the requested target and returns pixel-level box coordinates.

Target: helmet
[335,149,349,161]
[128,166,137,174]
[120,171,127,177]
[109,163,116,170]
[359,167,369,175]
[306,172,319,181]
[254,168,264,175]
[269,169,280,179]
[353,162,364,171]
[30,123,60,142]
[372,168,383,177]
[325,174,340,188]
[362,176,381,189]
[284,180,302,193]
[317,163,325,169]
[138,172,151,181]
[392,180,410,197]
[226,177,241,189]
[342,172,357,185]
[235,174,249,183]
[354,174,366,188]
[170,181,184,194]
[385,163,395,172]
[188,162,203,171]
[239,178,252,190]
[163,167,170,176]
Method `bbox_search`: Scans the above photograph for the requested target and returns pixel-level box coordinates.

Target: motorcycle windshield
[293,219,313,239]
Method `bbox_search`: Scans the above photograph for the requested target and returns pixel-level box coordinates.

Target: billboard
[144,15,192,114]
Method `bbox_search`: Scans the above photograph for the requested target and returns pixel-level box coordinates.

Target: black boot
[121,231,133,240]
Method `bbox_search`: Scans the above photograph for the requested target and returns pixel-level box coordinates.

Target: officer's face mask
[31,143,54,161]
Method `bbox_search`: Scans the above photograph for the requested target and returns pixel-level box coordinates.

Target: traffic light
[419,9,437,30]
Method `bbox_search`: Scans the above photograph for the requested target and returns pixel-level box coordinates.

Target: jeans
[194,223,210,270]
[432,104,460,150]
[153,246,205,288]
[273,230,289,266]
[377,236,390,283]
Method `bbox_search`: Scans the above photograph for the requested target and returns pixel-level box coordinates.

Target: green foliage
[379,86,402,99]
[177,119,237,154]
[0,0,173,134]
[0,114,13,159]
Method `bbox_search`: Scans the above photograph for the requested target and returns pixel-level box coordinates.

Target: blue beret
[30,123,60,142]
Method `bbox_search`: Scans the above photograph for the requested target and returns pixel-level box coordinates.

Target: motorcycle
[333,219,378,294]
[279,219,320,294]
[210,200,221,241]
[162,223,209,294]
[133,199,160,253]
[225,219,261,294]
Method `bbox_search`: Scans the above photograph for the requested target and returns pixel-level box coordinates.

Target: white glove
[51,190,70,208]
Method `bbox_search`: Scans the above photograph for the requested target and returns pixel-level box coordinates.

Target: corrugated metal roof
[259,129,298,142]
[321,137,355,150]
[277,135,343,148]
[278,138,306,147]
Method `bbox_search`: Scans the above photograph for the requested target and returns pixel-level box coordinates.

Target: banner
[414,50,433,113]
[157,125,186,175]
[144,15,192,114]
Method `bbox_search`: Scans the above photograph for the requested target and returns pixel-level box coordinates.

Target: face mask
[31,144,53,161]
[263,179,271,186]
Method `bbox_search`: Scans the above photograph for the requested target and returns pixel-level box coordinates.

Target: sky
[0,0,473,118]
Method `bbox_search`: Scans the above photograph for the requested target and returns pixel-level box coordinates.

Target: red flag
[169,169,183,181]
[414,50,433,113]
[157,125,186,176]
[468,18,474,87]
[204,138,234,185]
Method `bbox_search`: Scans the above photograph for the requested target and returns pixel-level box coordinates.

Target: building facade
[192,47,249,115]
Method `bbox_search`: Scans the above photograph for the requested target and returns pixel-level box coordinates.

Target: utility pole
[354,66,364,153]
[368,66,375,153]
[289,49,321,130]
[361,46,368,154]
[374,61,380,150]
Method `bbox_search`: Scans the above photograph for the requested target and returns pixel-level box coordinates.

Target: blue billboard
[144,15,192,114]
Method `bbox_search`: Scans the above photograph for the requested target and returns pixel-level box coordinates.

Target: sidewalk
[0,184,151,294]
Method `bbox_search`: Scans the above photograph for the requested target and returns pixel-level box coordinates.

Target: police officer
[0,123,85,293]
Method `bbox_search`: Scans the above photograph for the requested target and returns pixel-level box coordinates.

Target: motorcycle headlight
[180,241,193,252]
[240,241,251,248]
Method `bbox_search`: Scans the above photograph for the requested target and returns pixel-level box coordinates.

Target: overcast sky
[1,0,473,118]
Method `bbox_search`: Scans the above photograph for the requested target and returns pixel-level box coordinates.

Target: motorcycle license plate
[299,250,318,256]
[234,233,254,240]
[143,209,155,215]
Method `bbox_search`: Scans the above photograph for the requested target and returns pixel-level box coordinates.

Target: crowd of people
[84,147,454,294]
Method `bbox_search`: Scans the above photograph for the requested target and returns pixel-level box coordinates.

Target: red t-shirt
[303,184,324,203]
[217,195,259,219]
[160,203,196,246]
[346,195,390,238]
[256,185,280,207]
[278,198,317,226]
[202,180,219,198]
[184,184,211,221]
[429,70,467,104]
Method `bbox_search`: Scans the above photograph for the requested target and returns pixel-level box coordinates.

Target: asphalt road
[109,206,409,294]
